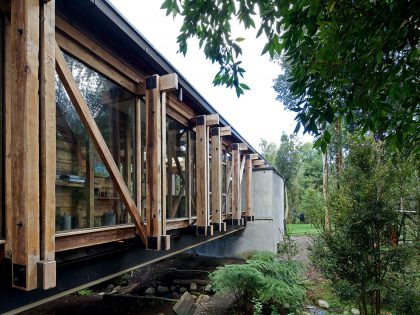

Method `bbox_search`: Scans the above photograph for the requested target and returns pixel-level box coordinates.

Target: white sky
[109,0,313,151]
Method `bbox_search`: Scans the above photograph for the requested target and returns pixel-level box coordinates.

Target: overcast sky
[109,0,313,151]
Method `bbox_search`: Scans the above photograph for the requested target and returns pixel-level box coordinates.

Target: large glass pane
[55,53,136,232]
[166,117,188,219]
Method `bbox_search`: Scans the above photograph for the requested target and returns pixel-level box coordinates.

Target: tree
[311,136,418,315]
[259,138,278,166]
[162,0,419,152]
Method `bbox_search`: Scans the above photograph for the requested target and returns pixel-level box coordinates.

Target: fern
[209,252,306,311]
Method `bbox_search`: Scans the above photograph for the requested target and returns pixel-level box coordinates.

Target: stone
[204,284,212,293]
[145,287,156,295]
[189,282,198,291]
[106,284,115,292]
[171,286,177,292]
[157,285,169,293]
[317,299,330,309]
[97,292,105,296]
[173,292,195,315]
[110,286,122,294]
[351,308,360,315]
[196,294,210,304]
[179,287,188,293]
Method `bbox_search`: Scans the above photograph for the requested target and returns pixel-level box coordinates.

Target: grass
[287,224,320,236]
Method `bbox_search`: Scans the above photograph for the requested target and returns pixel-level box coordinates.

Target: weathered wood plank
[231,144,242,223]
[145,75,162,249]
[160,73,178,92]
[10,0,40,290]
[245,155,253,218]
[135,96,142,209]
[210,127,224,231]
[253,160,266,166]
[55,43,147,244]
[161,92,167,235]
[39,0,56,290]
[195,115,209,235]
[220,126,231,137]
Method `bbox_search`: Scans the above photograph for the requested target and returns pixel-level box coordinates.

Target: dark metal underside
[0,226,244,314]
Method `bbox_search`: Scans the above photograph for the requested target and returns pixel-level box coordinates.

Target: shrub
[209,252,306,312]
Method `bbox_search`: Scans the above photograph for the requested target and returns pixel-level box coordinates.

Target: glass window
[166,117,188,219]
[55,53,136,232]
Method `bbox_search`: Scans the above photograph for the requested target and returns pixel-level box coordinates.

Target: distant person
[299,212,305,223]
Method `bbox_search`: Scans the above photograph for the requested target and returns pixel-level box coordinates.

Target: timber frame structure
[0,0,272,313]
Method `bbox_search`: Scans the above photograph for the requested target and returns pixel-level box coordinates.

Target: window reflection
[55,53,136,232]
[166,117,188,219]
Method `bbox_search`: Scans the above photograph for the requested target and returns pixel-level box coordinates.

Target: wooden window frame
[53,23,199,251]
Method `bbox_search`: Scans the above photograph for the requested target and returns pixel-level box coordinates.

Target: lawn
[287,224,320,236]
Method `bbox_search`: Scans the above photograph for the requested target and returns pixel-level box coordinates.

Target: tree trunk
[417,163,420,241]
[334,119,343,174]
[323,149,331,231]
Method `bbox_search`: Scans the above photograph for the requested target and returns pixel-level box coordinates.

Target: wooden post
[10,0,41,290]
[144,74,177,250]
[229,144,243,225]
[195,115,211,236]
[210,127,225,232]
[145,75,163,250]
[161,92,167,235]
[244,155,254,222]
[38,0,56,290]
[135,97,142,211]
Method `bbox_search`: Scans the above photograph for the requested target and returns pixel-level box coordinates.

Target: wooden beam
[5,12,12,259]
[160,73,178,92]
[10,0,40,290]
[239,143,248,151]
[220,126,231,137]
[145,75,163,250]
[253,160,266,166]
[55,43,147,244]
[249,153,259,160]
[206,114,219,126]
[210,128,225,231]
[230,144,243,225]
[195,115,211,235]
[39,0,56,290]
[244,155,254,221]
[135,97,142,209]
[161,92,167,235]
[55,15,144,84]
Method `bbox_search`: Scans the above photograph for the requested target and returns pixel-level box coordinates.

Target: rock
[204,284,212,293]
[106,284,115,292]
[110,286,122,294]
[351,308,360,315]
[157,285,169,293]
[145,287,156,295]
[189,282,198,291]
[171,286,177,292]
[179,287,188,293]
[173,292,195,315]
[317,299,330,309]
[97,292,105,296]
[196,294,210,303]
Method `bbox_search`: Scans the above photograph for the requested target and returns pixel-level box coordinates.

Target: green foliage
[311,135,419,315]
[259,139,278,166]
[300,187,324,226]
[209,252,306,312]
[77,289,94,296]
[164,0,419,153]
[277,232,298,261]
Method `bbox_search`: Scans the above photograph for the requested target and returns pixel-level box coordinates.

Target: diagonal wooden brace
[55,43,147,244]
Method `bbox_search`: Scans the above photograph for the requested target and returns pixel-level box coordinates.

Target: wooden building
[0,0,271,312]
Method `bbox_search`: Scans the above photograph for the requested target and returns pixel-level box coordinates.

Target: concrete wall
[192,168,285,258]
